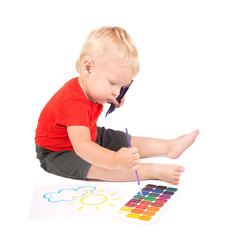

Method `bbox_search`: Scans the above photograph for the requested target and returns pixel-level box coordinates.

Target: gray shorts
[35,127,130,180]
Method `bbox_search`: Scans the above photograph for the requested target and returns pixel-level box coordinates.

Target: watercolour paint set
[29,183,179,225]
[115,184,179,225]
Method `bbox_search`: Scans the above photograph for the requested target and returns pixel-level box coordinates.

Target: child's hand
[111,96,125,108]
[111,147,141,170]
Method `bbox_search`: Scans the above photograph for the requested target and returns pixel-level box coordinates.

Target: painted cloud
[43,186,96,203]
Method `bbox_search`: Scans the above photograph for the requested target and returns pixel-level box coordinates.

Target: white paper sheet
[29,183,130,219]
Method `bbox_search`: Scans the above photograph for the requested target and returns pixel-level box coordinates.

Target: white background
[1,0,239,239]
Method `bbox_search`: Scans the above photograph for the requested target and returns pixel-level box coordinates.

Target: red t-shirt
[35,77,103,151]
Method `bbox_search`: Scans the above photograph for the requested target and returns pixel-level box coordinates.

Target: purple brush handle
[105,81,133,117]
[125,128,141,186]
[135,170,141,186]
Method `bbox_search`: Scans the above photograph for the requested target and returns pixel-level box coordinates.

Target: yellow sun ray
[77,206,85,211]
[107,203,115,207]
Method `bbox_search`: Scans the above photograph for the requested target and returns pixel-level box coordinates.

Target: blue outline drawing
[43,186,96,203]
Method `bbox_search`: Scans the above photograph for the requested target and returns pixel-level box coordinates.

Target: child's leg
[86,129,198,184]
[131,130,199,159]
[87,163,185,185]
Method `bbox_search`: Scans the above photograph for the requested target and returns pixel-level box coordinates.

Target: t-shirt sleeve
[54,100,90,127]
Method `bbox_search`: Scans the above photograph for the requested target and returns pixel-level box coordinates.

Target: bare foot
[154,164,185,185]
[167,130,199,159]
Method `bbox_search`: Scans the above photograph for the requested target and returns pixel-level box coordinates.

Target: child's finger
[110,98,119,107]
[130,147,140,155]
[119,96,125,107]
[132,152,140,160]
[132,164,141,170]
[129,158,141,169]
[132,158,141,170]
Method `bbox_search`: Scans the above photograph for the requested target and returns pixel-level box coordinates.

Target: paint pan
[115,184,179,225]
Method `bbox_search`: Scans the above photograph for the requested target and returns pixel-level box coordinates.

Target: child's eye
[109,81,116,86]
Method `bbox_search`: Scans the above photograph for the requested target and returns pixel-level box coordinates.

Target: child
[35,26,199,185]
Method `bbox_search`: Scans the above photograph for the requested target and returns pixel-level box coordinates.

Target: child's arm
[67,126,141,170]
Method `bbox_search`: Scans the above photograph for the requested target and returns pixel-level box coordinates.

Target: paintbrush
[125,128,143,199]
[105,80,133,117]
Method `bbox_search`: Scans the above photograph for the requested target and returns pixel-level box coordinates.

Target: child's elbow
[72,140,91,159]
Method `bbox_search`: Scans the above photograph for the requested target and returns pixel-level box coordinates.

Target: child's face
[84,57,133,104]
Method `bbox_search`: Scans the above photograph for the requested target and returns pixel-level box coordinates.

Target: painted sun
[66,189,122,211]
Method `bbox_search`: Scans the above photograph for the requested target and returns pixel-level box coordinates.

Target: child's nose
[112,87,120,98]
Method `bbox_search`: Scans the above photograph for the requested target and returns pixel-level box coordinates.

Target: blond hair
[76,26,139,77]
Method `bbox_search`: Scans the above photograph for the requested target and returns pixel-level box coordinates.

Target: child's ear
[83,59,94,76]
